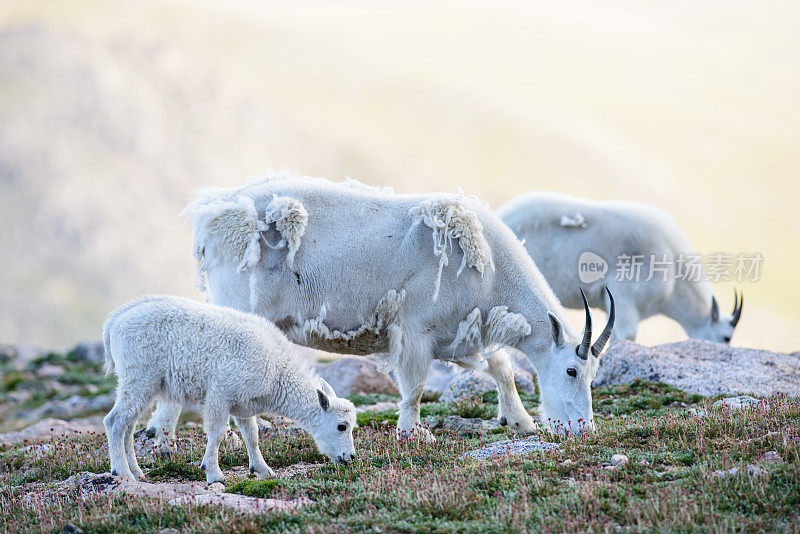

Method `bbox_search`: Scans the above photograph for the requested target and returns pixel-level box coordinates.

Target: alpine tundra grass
[1,374,798,533]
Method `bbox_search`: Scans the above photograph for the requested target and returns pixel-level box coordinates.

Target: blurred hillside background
[1,0,798,351]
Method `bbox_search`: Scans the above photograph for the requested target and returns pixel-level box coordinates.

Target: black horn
[730,289,743,327]
[591,287,615,356]
[710,296,720,323]
[576,288,592,360]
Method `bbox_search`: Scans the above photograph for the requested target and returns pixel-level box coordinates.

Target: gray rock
[69,341,106,364]
[712,395,762,410]
[36,363,65,378]
[64,472,310,514]
[312,357,398,396]
[610,453,629,467]
[712,465,769,478]
[461,437,558,459]
[24,393,115,420]
[0,418,105,446]
[59,523,83,534]
[594,340,800,397]
[0,345,15,363]
[760,451,782,463]
[443,415,501,436]
[433,362,536,403]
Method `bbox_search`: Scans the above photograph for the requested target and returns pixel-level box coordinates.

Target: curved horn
[730,289,743,327]
[576,288,592,360]
[591,287,615,356]
[710,296,720,323]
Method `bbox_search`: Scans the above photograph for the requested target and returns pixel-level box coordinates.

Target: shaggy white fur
[447,305,532,365]
[498,191,739,343]
[296,289,405,361]
[103,296,356,484]
[409,198,493,301]
[263,195,308,269]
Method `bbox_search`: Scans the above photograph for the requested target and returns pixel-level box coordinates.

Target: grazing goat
[146,173,614,440]
[498,192,742,342]
[103,295,356,484]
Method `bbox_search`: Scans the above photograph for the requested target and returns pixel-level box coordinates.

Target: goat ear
[317,389,330,411]
[318,378,336,398]
[548,312,565,347]
[710,296,720,322]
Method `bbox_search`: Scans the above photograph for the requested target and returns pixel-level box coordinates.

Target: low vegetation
[0,375,797,532]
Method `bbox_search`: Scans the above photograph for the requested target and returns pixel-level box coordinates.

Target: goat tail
[102,319,115,378]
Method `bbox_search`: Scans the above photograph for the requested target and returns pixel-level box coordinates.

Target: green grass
[1,382,798,532]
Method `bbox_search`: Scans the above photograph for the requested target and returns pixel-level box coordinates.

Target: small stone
[610,454,629,467]
[158,529,179,534]
[443,415,501,436]
[423,416,442,430]
[208,482,225,494]
[69,341,106,364]
[760,451,782,463]
[746,464,769,478]
[560,459,574,466]
[712,396,761,410]
[713,467,740,477]
[36,363,65,378]
[603,465,617,471]
[59,523,83,534]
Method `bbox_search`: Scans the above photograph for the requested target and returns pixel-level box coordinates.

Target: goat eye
[337,423,347,432]
[566,368,577,377]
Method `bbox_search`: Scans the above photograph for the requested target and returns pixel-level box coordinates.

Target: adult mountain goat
[498,192,742,343]
[103,295,356,484]
[147,174,614,440]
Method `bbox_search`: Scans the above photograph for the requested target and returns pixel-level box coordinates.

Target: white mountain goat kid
[103,295,356,484]
[145,173,615,440]
[498,192,743,343]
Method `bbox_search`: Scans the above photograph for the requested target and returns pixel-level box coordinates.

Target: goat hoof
[499,417,507,426]
[145,428,156,439]
[250,466,255,474]
[200,464,206,471]
[111,469,118,476]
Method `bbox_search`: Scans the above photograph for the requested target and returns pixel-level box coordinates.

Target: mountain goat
[103,295,356,484]
[497,192,742,343]
[146,173,614,440]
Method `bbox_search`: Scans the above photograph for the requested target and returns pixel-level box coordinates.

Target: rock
[713,465,769,478]
[36,363,65,378]
[426,359,536,400]
[440,373,495,403]
[312,357,398,396]
[59,523,83,534]
[356,401,398,413]
[423,416,442,429]
[158,529,179,534]
[0,418,105,446]
[67,472,310,514]
[69,341,106,364]
[712,395,762,410]
[760,451,782,463]
[595,340,800,397]
[610,454,629,467]
[437,367,535,403]
[23,393,115,420]
[443,415,501,436]
[0,345,15,363]
[461,437,558,459]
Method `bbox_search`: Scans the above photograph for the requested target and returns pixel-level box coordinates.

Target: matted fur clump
[409,198,493,301]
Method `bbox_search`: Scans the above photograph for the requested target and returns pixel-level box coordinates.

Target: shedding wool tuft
[183,195,266,292]
[409,198,493,301]
[448,305,531,361]
[263,196,308,269]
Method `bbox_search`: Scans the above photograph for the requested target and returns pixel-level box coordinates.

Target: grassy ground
[1,380,798,533]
